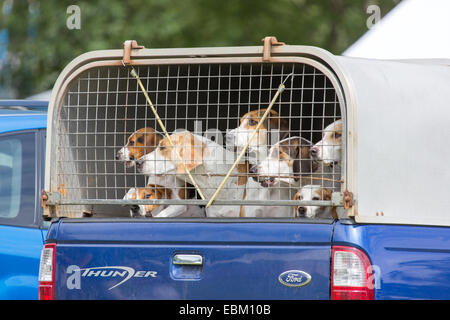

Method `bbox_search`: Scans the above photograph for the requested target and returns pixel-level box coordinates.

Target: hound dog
[293,185,338,219]
[136,130,246,217]
[118,128,203,217]
[225,109,297,217]
[308,119,343,190]
[123,178,205,218]
[116,127,163,169]
[225,108,289,164]
[251,136,318,187]
[310,119,342,166]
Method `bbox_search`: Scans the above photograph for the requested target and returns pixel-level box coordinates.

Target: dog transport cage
[42,38,450,227]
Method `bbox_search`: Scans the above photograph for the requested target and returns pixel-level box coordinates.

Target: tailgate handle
[173,254,203,266]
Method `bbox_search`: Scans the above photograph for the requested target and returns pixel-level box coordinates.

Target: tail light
[331,245,374,300]
[38,243,56,300]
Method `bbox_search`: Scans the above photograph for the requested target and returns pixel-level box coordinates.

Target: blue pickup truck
[38,42,450,300]
[0,100,47,300]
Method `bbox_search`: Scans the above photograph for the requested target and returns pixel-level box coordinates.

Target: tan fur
[157,132,207,174]
[293,190,302,213]
[241,109,287,131]
[237,161,250,186]
[126,127,162,160]
[137,184,173,215]
[322,121,342,147]
[293,187,337,219]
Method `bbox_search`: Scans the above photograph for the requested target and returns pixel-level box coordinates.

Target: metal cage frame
[43,39,351,219]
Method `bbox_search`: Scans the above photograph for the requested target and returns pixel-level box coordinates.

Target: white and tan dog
[136,130,246,217]
[123,179,205,218]
[251,136,317,187]
[310,119,342,166]
[225,108,289,164]
[116,127,163,168]
[293,185,337,219]
[118,128,203,218]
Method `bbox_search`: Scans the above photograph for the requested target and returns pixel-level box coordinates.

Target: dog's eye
[137,137,144,144]
[248,119,258,126]
[144,194,151,199]
[128,140,134,146]
[334,132,342,139]
[159,145,166,151]
[312,196,320,201]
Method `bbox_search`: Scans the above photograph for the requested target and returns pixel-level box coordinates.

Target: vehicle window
[0,132,36,227]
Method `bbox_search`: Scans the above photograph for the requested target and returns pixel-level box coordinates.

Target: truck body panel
[0,225,45,299]
[49,219,334,300]
[333,221,450,299]
[0,100,48,300]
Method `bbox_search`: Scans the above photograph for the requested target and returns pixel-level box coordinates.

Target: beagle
[123,179,205,218]
[293,185,338,219]
[116,127,163,168]
[136,130,246,217]
[310,119,342,166]
[225,108,289,163]
[251,136,318,187]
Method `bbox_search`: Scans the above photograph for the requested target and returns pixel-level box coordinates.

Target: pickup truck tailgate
[49,219,334,300]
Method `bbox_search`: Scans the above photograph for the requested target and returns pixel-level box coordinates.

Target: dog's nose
[298,206,307,216]
[115,152,120,160]
[135,159,144,170]
[310,146,319,157]
[249,166,258,174]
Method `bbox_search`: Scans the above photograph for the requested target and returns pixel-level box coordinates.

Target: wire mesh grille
[55,62,343,218]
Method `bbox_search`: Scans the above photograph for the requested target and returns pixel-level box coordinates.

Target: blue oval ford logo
[278,270,311,287]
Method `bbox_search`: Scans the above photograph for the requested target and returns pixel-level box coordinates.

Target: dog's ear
[162,187,173,200]
[175,133,206,174]
[278,118,290,140]
[144,129,163,153]
[266,110,290,144]
[321,188,333,200]
[290,138,314,179]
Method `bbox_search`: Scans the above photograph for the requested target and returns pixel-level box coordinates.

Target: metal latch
[331,190,354,209]
[344,190,354,210]
[261,36,285,62]
[122,40,144,66]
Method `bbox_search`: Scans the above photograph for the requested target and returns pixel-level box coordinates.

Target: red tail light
[331,245,374,300]
[38,243,56,300]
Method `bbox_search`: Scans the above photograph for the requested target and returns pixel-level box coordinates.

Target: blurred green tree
[0,0,399,98]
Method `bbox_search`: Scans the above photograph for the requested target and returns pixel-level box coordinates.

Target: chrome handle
[173,254,203,266]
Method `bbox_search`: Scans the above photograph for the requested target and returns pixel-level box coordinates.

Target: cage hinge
[122,40,145,66]
[261,36,285,62]
[41,191,61,207]
[41,190,59,220]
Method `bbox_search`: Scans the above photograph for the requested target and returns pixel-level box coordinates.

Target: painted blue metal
[0,226,45,299]
[49,218,450,300]
[333,221,450,300]
[50,220,334,300]
[0,114,47,134]
[0,100,47,300]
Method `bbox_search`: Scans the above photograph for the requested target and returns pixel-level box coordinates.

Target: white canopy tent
[343,0,450,59]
